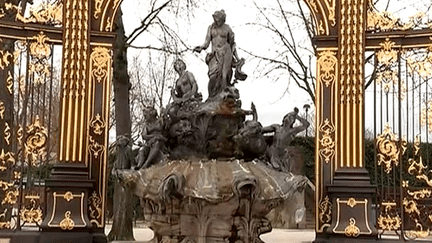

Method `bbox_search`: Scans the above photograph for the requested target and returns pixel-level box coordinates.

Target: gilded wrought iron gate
[0,6,63,230]
[368,38,432,240]
[308,0,432,241]
[2,0,432,242]
[0,31,61,230]
[0,0,118,240]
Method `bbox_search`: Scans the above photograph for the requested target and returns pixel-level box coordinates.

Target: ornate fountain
[117,10,309,243]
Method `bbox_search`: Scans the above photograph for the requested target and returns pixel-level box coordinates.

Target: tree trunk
[113,8,131,137]
[108,8,135,241]
[108,182,135,241]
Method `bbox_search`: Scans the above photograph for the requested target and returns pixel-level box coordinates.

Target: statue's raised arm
[193,24,212,53]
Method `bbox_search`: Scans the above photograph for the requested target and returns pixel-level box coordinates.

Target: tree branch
[127,45,190,54]
[125,0,174,45]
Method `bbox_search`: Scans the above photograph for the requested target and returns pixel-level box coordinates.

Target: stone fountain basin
[119,159,306,243]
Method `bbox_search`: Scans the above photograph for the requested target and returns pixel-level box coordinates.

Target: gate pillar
[305,0,378,241]
[39,1,119,242]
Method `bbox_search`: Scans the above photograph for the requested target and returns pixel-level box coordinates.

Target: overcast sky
[120,0,314,127]
[119,0,432,134]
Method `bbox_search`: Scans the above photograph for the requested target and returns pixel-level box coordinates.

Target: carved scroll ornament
[376,123,406,173]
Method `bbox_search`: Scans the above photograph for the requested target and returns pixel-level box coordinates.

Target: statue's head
[212,10,226,26]
[169,119,192,138]
[282,107,299,128]
[116,134,130,147]
[143,106,158,120]
[174,59,186,73]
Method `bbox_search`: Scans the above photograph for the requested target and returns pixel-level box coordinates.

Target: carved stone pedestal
[39,165,105,243]
[315,169,378,243]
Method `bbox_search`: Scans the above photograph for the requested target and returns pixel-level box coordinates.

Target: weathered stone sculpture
[171,59,202,104]
[121,11,309,243]
[135,107,167,169]
[167,59,203,122]
[118,160,306,243]
[193,9,247,100]
[233,103,267,160]
[262,107,310,172]
[108,135,135,241]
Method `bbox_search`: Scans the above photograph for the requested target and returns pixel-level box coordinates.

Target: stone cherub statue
[135,106,167,170]
[193,9,246,100]
[262,107,310,172]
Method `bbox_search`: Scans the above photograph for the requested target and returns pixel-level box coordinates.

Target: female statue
[171,59,201,104]
[194,10,245,99]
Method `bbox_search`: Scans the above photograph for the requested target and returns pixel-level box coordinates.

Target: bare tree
[108,0,432,239]
[112,0,197,139]
[243,0,426,104]
[243,0,317,103]
[109,0,199,240]
[128,52,177,142]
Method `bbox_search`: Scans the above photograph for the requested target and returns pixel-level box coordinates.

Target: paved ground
[106,225,316,243]
[260,229,315,243]
[107,225,432,242]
